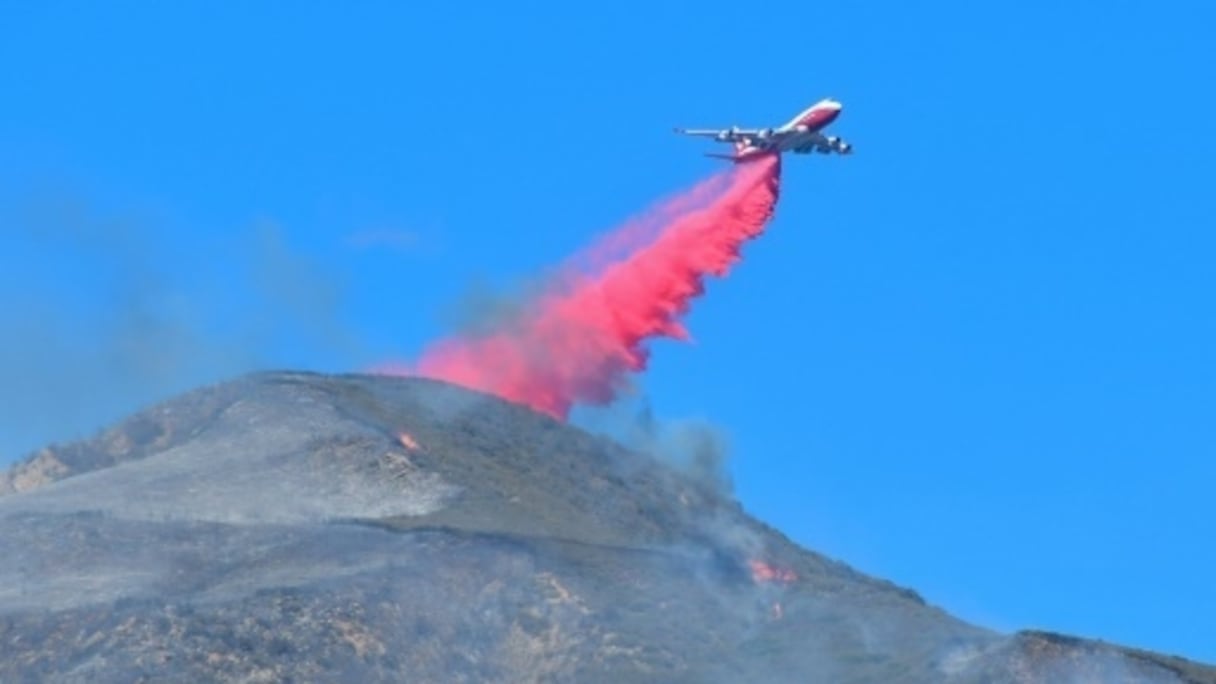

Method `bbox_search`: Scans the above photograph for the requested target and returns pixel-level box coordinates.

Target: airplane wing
[793,134,853,155]
[792,132,826,154]
[673,127,764,141]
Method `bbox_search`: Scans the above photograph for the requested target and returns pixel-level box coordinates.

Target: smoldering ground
[0,194,360,462]
[1,368,1206,683]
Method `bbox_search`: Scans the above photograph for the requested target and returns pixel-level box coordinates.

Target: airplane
[674,98,853,163]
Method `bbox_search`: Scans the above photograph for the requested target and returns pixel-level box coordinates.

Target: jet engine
[826,136,852,154]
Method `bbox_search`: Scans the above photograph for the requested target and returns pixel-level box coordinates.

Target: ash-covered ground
[0,372,1211,683]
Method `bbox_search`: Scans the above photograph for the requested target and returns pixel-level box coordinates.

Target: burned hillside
[0,371,1211,683]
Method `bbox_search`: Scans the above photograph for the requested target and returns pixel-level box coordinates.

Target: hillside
[1,371,1211,683]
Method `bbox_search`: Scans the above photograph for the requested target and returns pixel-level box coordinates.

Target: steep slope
[0,372,1211,683]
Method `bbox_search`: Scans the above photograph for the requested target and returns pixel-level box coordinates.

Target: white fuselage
[677,97,852,162]
[734,98,845,158]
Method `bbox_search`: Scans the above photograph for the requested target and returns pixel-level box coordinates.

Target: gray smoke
[435,276,533,338]
[630,403,734,495]
[247,219,359,356]
[575,397,735,496]
[0,195,357,463]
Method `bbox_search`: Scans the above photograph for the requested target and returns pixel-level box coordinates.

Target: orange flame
[749,560,795,621]
[749,559,797,584]
[397,432,420,451]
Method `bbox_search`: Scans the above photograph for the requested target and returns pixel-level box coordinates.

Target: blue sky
[3,1,1214,663]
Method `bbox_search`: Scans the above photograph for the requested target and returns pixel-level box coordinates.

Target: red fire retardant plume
[411,154,782,419]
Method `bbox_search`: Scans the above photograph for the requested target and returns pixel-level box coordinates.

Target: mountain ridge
[0,371,1211,683]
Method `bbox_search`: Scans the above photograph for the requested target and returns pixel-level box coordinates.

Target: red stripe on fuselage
[796,106,840,131]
